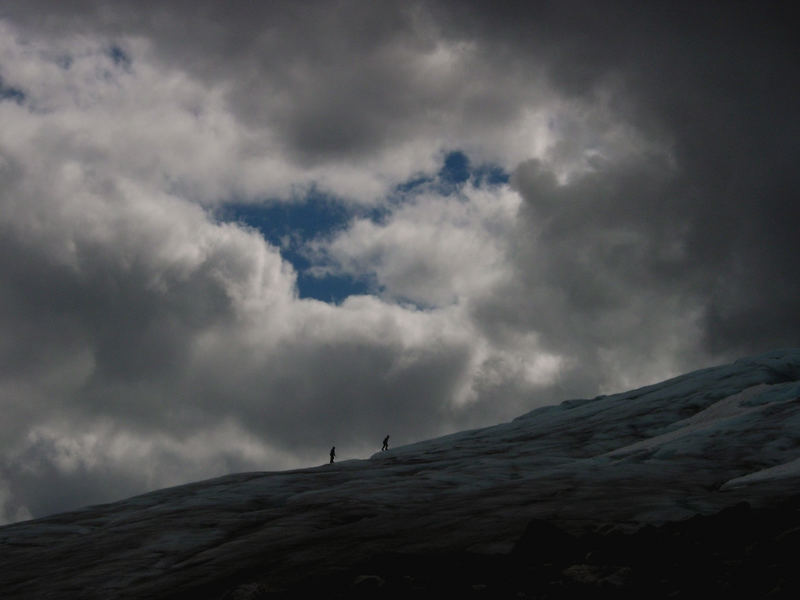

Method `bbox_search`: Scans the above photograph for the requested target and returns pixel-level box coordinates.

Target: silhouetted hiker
[330,446,336,464]
[382,435,390,451]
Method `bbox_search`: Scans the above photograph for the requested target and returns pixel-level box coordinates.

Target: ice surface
[722,455,800,488]
[2,349,800,599]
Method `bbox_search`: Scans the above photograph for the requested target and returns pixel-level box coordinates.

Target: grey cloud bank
[0,1,797,523]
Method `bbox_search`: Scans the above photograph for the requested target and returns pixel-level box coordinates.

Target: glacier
[2,349,800,598]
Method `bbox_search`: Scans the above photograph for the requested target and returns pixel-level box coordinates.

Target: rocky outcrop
[277,497,800,599]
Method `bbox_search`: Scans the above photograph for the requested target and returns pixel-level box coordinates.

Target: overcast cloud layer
[0,1,797,523]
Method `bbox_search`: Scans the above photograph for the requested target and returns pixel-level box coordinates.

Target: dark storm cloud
[0,0,533,171]
[470,155,706,398]
[442,1,800,356]
[1,1,427,161]
[199,332,472,450]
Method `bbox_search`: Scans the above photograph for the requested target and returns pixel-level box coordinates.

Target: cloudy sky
[0,1,797,523]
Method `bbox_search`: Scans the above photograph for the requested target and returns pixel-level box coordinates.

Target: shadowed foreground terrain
[282,496,800,599]
[2,349,800,598]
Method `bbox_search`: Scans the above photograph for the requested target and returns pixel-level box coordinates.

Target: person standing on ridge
[382,435,390,451]
[329,446,336,464]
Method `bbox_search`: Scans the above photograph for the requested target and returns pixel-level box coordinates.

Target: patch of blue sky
[439,151,509,187]
[398,151,509,198]
[0,76,25,104]
[219,192,350,250]
[472,164,510,186]
[296,271,372,304]
[395,174,434,194]
[216,194,372,303]
[108,45,132,69]
[217,151,508,304]
[395,152,508,198]
[440,151,471,184]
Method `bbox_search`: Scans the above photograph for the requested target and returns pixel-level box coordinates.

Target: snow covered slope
[2,349,800,599]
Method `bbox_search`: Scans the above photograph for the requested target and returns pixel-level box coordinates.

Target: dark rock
[512,518,581,565]
[219,582,271,600]
[351,574,385,590]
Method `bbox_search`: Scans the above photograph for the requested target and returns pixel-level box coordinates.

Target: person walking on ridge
[382,435,390,451]
[329,446,336,464]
